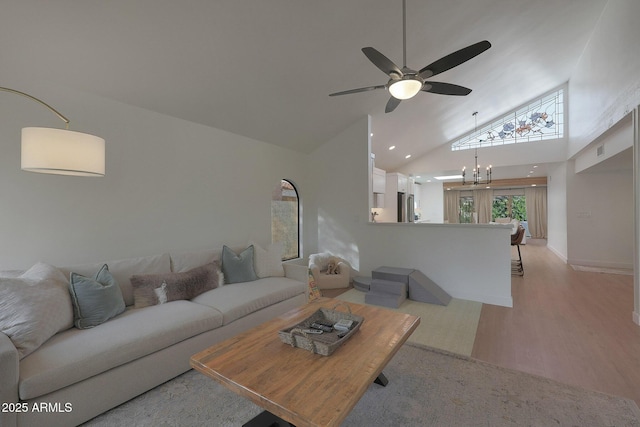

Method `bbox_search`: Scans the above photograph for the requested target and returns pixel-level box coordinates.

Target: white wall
[566,158,633,270]
[574,114,633,173]
[568,0,640,158]
[313,116,513,307]
[417,182,444,223]
[0,84,311,270]
[567,0,640,324]
[565,116,634,270]
[546,162,568,261]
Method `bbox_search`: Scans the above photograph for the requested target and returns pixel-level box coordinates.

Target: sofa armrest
[0,332,19,427]
[283,261,309,284]
[283,261,310,300]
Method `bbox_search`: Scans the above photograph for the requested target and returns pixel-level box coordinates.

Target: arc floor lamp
[0,86,105,177]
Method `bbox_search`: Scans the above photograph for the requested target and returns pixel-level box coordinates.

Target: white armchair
[308,252,351,289]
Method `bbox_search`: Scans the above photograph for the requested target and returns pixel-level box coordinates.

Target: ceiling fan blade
[419,40,491,79]
[362,47,402,77]
[385,97,401,113]
[329,85,386,97]
[422,81,472,96]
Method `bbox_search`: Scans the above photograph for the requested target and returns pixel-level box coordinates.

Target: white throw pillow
[0,262,73,359]
[250,241,285,278]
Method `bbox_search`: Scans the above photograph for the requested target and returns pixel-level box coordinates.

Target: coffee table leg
[243,410,295,427]
[374,371,389,387]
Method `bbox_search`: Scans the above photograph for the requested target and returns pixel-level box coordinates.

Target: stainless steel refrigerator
[397,193,415,222]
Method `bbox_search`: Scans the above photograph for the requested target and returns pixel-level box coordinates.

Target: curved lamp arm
[0,86,70,126]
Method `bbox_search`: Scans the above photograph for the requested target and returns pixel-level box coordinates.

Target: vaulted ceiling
[1,0,607,171]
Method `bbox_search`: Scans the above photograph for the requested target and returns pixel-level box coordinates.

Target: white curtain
[444,191,459,223]
[473,189,494,224]
[525,187,547,238]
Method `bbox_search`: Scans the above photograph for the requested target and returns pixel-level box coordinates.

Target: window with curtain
[459,195,474,223]
[492,194,527,221]
[525,187,547,238]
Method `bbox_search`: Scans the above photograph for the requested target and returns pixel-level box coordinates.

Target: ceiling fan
[329,0,491,113]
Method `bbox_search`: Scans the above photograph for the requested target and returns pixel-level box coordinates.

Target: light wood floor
[472,239,640,406]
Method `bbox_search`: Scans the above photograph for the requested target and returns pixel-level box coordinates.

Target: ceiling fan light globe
[388,79,422,100]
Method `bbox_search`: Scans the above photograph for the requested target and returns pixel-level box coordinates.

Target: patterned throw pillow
[307,269,322,301]
[0,263,73,359]
[130,261,220,308]
[69,264,126,329]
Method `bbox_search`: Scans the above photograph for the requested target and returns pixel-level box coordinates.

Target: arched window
[271,179,299,260]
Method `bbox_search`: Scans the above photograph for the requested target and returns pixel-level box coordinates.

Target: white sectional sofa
[0,244,308,427]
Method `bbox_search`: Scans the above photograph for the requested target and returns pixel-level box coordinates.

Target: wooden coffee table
[190,297,420,427]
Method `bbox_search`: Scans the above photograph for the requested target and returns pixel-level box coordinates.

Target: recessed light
[389,146,395,150]
[370,133,374,137]
[531,184,537,187]
[533,165,538,168]
[405,154,411,159]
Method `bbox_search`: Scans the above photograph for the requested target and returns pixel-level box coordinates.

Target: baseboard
[568,259,634,275]
[546,245,567,264]
[570,265,634,276]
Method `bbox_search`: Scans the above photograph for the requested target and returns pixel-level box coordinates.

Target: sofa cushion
[18,300,223,400]
[60,253,172,306]
[191,277,305,325]
[221,245,258,284]
[0,263,73,359]
[130,261,220,308]
[69,264,126,329]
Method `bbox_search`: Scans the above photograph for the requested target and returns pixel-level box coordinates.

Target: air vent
[596,144,605,157]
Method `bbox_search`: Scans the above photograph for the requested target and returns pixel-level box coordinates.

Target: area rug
[82,344,640,427]
[337,288,482,356]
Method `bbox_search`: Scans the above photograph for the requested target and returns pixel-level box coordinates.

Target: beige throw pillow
[0,263,73,359]
[250,241,285,278]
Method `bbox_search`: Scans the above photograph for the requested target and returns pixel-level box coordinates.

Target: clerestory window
[452,88,564,151]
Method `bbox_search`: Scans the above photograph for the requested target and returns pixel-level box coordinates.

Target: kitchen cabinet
[372,167,386,193]
[397,174,408,193]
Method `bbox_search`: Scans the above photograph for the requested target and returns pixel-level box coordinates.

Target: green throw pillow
[221,245,258,284]
[69,264,126,329]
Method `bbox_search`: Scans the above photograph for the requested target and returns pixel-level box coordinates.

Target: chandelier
[462,112,491,185]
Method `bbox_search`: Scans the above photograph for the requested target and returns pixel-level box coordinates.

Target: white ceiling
[0,0,607,172]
